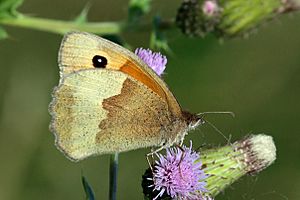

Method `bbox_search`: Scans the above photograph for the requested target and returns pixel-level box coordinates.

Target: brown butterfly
[49,31,204,161]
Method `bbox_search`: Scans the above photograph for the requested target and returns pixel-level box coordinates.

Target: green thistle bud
[176,0,298,37]
[217,0,282,37]
[202,134,276,197]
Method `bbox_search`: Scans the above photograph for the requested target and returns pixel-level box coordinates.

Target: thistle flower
[135,48,167,76]
[142,134,276,199]
[176,0,299,38]
[142,142,210,200]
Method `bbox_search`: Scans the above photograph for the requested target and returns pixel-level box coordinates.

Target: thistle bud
[176,0,299,38]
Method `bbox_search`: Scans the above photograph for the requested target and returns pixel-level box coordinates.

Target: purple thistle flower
[151,142,209,200]
[135,48,167,76]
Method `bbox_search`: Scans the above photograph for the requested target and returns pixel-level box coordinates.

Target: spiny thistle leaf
[81,175,95,200]
[0,0,23,18]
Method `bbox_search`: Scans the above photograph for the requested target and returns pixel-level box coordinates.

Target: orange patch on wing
[120,61,166,99]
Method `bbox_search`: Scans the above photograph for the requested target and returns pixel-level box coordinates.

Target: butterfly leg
[174,144,188,181]
[146,147,156,172]
[145,143,169,171]
[179,138,184,146]
[146,156,153,172]
[147,144,167,156]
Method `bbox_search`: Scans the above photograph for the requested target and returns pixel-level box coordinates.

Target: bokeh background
[0,0,299,199]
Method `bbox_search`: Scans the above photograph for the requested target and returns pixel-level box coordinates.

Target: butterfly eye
[92,55,108,68]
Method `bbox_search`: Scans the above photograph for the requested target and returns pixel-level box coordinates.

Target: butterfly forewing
[58,32,182,117]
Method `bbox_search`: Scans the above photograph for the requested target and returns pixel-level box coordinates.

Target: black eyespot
[92,55,107,68]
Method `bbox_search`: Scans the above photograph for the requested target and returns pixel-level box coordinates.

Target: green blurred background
[0,0,299,199]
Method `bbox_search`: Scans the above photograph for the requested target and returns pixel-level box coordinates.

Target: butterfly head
[183,111,205,130]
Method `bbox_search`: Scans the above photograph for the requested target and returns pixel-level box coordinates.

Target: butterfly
[49,31,204,161]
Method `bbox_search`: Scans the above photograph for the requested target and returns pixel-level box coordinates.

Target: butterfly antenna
[198,111,235,118]
[205,119,232,144]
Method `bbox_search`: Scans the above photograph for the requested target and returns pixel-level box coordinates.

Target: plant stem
[0,15,124,35]
[0,15,175,35]
[109,153,119,200]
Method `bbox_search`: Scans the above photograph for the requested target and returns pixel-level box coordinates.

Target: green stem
[0,15,175,35]
[0,15,124,35]
[109,153,119,200]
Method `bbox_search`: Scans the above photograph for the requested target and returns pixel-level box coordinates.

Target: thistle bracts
[217,0,281,37]
[176,0,299,38]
